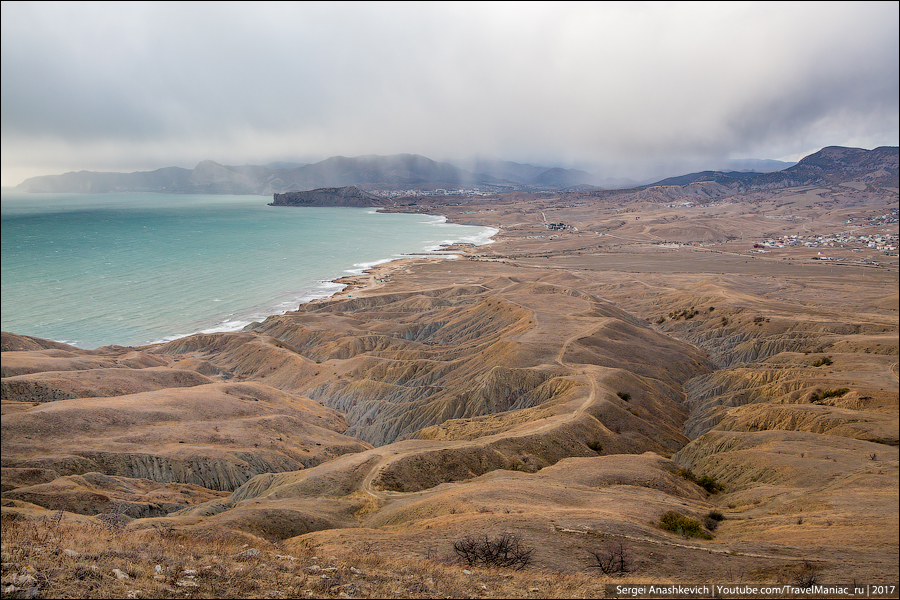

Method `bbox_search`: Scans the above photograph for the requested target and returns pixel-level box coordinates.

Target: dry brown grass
[1,513,632,599]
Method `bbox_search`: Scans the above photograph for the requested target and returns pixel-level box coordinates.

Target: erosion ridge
[1,146,897,588]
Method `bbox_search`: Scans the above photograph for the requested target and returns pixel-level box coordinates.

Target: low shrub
[675,468,697,483]
[703,511,725,531]
[586,441,603,453]
[809,387,849,403]
[658,511,711,539]
[674,468,722,492]
[696,475,724,494]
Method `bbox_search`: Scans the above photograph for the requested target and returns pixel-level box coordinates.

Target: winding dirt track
[359,310,606,501]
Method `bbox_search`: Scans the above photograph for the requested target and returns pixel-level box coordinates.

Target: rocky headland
[270,187,386,208]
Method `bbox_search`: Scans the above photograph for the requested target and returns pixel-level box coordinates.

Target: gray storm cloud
[2,1,898,186]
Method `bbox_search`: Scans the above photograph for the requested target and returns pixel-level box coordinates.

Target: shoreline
[324,256,452,301]
[315,210,498,303]
[175,211,499,338]
[2,196,498,349]
[188,211,499,341]
[137,221,495,345]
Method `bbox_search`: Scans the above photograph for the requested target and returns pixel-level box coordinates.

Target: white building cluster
[755,232,897,253]
[368,188,491,198]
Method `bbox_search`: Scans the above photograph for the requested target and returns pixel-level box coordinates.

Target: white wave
[343,257,398,275]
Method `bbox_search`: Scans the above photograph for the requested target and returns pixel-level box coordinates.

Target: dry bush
[96,502,129,531]
[587,540,632,576]
[793,561,820,589]
[452,532,534,570]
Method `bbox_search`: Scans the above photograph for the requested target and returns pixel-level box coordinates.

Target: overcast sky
[2,1,898,186]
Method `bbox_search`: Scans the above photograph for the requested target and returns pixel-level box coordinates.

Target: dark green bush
[703,510,725,531]
[658,511,711,539]
[809,387,849,403]
[674,468,722,493]
[697,475,724,494]
[675,468,697,483]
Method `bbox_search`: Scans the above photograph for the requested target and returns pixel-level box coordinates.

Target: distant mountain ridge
[15,154,603,195]
[748,145,899,189]
[648,146,898,190]
[14,147,895,195]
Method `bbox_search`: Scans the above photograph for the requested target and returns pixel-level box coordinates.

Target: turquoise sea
[1,192,496,349]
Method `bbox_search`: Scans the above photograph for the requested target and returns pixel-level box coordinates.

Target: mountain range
[13,153,797,195]
[15,147,896,197]
[646,146,899,190]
